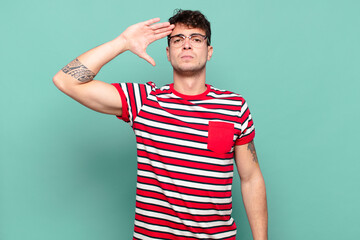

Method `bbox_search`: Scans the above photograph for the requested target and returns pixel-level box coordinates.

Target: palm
[121,18,174,66]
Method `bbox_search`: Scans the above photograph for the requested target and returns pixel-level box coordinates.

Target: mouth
[180,55,194,60]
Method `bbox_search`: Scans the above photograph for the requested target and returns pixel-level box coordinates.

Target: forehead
[170,23,206,36]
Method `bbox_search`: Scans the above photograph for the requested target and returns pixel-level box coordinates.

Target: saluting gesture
[119,18,175,66]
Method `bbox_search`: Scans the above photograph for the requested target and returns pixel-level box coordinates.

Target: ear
[166,46,170,61]
[207,45,213,61]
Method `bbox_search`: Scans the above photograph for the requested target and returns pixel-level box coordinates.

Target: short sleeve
[111,82,153,127]
[235,99,255,145]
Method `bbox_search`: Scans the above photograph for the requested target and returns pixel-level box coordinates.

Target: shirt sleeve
[235,99,255,145]
[111,82,153,127]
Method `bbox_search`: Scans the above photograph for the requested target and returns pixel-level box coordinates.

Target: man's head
[166,9,213,75]
[168,9,211,46]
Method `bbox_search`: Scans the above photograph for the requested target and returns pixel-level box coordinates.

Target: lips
[180,55,194,59]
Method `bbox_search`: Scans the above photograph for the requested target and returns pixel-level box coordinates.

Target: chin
[175,63,206,73]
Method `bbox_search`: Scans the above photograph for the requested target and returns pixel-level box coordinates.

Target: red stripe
[126,83,138,122]
[139,83,147,103]
[137,189,232,210]
[111,83,129,122]
[135,122,207,143]
[235,130,255,145]
[138,162,233,186]
[137,150,234,172]
[137,176,232,198]
[134,225,200,240]
[136,201,232,222]
[137,137,235,159]
[135,214,236,235]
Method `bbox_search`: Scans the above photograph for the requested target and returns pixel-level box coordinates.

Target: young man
[53,9,267,240]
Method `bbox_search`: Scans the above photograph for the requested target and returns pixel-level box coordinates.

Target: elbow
[240,170,265,186]
[52,77,61,90]
[52,72,63,90]
[52,72,70,93]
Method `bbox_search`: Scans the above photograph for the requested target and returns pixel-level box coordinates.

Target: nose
[183,37,191,49]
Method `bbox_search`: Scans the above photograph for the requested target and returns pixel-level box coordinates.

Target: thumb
[141,52,156,66]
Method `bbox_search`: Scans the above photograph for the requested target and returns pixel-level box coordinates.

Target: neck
[172,68,207,95]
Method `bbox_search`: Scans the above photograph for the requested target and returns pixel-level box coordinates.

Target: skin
[53,18,174,115]
[235,141,268,240]
[53,17,267,240]
[166,24,213,95]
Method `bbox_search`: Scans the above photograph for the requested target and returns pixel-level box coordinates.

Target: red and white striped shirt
[112,82,255,240]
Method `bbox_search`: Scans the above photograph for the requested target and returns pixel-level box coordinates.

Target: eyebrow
[169,33,204,37]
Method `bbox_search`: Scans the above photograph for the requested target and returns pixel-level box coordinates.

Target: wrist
[111,35,129,55]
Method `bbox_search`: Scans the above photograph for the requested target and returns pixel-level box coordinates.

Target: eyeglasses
[168,33,209,48]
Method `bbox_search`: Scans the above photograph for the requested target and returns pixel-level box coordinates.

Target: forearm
[241,173,268,240]
[54,35,127,83]
[75,35,127,75]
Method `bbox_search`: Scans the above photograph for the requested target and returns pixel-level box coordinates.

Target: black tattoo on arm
[247,140,259,163]
[61,58,96,82]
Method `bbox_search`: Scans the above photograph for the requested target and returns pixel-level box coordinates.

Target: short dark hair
[168,9,211,45]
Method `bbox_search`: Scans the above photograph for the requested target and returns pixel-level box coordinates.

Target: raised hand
[119,18,175,66]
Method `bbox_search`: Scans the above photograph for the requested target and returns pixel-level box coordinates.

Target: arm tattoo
[247,140,259,163]
[61,58,96,83]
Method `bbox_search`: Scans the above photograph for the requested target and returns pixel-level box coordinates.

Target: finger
[154,27,174,34]
[141,53,156,66]
[153,24,175,34]
[154,30,174,41]
[144,17,160,26]
[150,22,171,30]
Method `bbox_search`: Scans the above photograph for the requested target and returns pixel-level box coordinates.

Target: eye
[191,35,204,43]
[172,37,183,44]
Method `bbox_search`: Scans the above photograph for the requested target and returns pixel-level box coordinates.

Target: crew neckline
[169,83,211,100]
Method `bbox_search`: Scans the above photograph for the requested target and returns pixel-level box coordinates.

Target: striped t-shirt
[111,82,255,240]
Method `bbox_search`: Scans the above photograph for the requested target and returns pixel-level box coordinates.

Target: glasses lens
[190,35,204,47]
[170,34,206,47]
[171,36,184,47]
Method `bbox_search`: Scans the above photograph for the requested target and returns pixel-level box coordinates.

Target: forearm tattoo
[61,58,96,82]
[247,140,259,163]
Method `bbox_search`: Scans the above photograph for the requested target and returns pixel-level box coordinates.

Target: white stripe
[156,101,239,116]
[190,98,243,106]
[159,85,171,91]
[134,83,142,116]
[137,182,232,204]
[207,91,241,98]
[143,104,237,126]
[137,143,233,166]
[134,129,206,149]
[142,102,202,125]
[136,208,234,228]
[121,83,134,126]
[138,170,232,191]
[136,116,208,137]
[136,195,232,215]
[240,125,255,138]
[138,156,233,179]
[239,114,252,132]
[135,220,236,239]
[149,91,179,99]
[239,101,248,117]
[133,232,158,240]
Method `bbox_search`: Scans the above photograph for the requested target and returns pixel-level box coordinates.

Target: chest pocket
[207,121,235,154]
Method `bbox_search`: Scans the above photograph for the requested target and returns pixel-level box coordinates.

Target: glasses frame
[167,33,210,47]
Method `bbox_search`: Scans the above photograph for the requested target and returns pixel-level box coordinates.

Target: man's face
[166,24,213,74]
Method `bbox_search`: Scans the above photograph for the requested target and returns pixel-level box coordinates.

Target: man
[53,9,267,240]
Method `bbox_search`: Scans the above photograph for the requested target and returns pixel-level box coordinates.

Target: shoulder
[145,81,174,97]
[208,85,247,106]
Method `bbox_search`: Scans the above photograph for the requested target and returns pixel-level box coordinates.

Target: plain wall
[1,0,359,239]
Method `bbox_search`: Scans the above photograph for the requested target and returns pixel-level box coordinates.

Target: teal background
[1,0,359,239]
